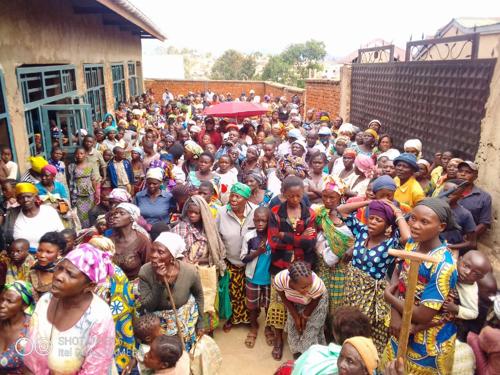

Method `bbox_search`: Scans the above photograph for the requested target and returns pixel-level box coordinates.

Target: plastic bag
[218,271,232,321]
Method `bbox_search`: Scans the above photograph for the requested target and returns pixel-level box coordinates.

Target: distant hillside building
[0,0,165,170]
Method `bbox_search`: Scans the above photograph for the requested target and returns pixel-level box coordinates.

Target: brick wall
[144,79,304,104]
[304,79,341,118]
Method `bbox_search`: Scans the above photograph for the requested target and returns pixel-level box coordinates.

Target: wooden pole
[387,249,439,360]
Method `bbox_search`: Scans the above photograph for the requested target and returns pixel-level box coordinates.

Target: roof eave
[96,0,166,41]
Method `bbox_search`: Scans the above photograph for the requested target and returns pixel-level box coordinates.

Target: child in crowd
[215,154,238,205]
[274,261,328,359]
[241,207,273,348]
[0,179,19,210]
[143,335,190,375]
[0,238,35,286]
[60,228,76,256]
[197,181,221,217]
[131,313,163,375]
[304,152,327,204]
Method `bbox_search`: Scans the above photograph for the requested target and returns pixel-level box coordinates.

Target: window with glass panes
[128,62,138,98]
[0,72,15,160]
[84,65,107,122]
[111,64,126,109]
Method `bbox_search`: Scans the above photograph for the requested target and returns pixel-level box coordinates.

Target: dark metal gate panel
[350,59,496,160]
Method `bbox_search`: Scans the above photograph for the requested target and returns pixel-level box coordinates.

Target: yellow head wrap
[364,128,379,141]
[15,182,38,196]
[29,156,48,174]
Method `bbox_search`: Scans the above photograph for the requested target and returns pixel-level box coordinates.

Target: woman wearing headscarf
[313,176,354,313]
[240,145,260,175]
[432,157,463,197]
[0,281,35,374]
[134,167,173,225]
[3,183,64,252]
[171,195,227,333]
[345,154,376,198]
[24,244,116,374]
[337,199,411,354]
[138,232,204,351]
[356,129,379,156]
[416,159,435,196]
[20,156,48,184]
[244,169,273,206]
[216,182,255,332]
[75,214,108,245]
[383,198,459,374]
[182,140,203,177]
[404,138,423,160]
[89,237,136,374]
[109,202,151,285]
[131,146,146,194]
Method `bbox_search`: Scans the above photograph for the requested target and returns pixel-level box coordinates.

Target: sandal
[245,330,258,348]
[264,326,275,347]
[272,341,283,361]
[223,321,232,333]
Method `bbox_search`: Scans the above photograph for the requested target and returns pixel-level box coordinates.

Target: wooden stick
[388,249,439,264]
[396,260,419,360]
[163,276,186,348]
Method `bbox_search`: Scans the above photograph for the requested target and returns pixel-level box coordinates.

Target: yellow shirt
[394,176,425,208]
[430,166,443,186]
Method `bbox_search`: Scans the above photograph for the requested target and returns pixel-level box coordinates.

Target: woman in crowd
[241,145,260,175]
[334,148,356,182]
[432,157,463,197]
[245,169,272,206]
[138,232,204,351]
[337,199,410,354]
[88,237,136,373]
[108,202,150,286]
[187,152,219,188]
[313,176,353,313]
[346,154,375,197]
[182,140,203,176]
[377,134,400,161]
[274,261,328,359]
[24,244,116,374]
[131,147,146,194]
[171,195,226,333]
[216,182,255,332]
[20,156,47,184]
[267,176,317,360]
[404,138,423,159]
[5,183,64,252]
[48,146,69,193]
[383,198,459,374]
[416,158,435,196]
[305,152,328,204]
[68,146,100,228]
[35,164,69,200]
[0,280,35,374]
[134,168,173,225]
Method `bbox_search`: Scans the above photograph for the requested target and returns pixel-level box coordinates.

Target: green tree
[210,50,256,80]
[261,39,326,87]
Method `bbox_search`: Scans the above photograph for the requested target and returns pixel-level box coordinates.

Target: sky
[131,0,500,58]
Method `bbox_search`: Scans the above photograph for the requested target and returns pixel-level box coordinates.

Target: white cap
[318,126,332,136]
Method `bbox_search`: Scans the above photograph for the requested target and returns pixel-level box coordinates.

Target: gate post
[339,65,352,122]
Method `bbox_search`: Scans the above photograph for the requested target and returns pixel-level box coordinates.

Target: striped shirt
[274,270,326,305]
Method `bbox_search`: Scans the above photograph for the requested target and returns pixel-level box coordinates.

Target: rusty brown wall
[0,0,142,170]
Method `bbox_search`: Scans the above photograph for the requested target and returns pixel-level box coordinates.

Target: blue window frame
[0,71,16,161]
[17,65,79,157]
[128,61,138,98]
[111,63,126,109]
[84,64,107,123]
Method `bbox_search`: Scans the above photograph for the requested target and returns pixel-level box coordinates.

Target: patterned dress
[313,205,353,312]
[382,238,458,374]
[0,315,30,374]
[68,163,99,228]
[95,264,136,373]
[341,213,399,354]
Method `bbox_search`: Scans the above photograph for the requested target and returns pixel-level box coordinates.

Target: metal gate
[350,34,496,160]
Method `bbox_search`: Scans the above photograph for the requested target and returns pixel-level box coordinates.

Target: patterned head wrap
[88,236,116,256]
[184,140,203,157]
[109,188,132,203]
[338,123,356,136]
[320,175,347,195]
[116,202,141,222]
[230,182,252,199]
[343,148,357,158]
[245,170,265,187]
[41,164,58,177]
[104,126,117,135]
[29,156,48,174]
[96,215,107,225]
[354,154,376,178]
[65,244,115,284]
[335,136,350,146]
[15,182,38,196]
[154,232,186,259]
[3,281,35,316]
[146,167,164,181]
[277,154,309,179]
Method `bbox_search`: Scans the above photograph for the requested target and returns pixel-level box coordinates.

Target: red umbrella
[203,101,268,119]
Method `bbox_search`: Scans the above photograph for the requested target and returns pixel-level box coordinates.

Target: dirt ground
[214,314,292,375]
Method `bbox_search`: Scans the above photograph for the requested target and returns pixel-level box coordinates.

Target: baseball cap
[458,160,478,171]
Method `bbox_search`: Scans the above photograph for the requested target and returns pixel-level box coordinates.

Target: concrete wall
[475,40,500,282]
[339,65,352,122]
[0,0,143,170]
[304,79,341,118]
[144,79,305,104]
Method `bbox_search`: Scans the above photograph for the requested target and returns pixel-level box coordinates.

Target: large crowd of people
[0,88,499,375]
